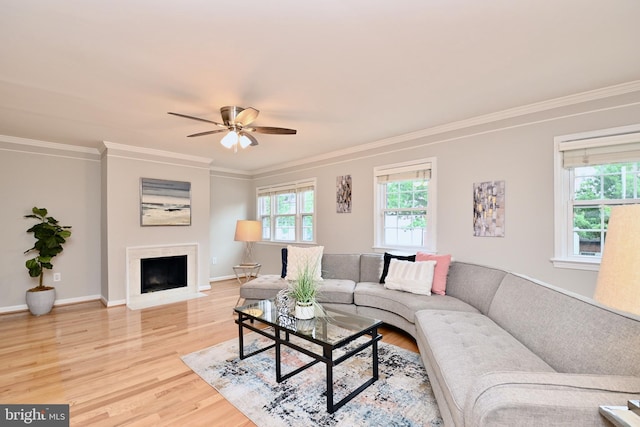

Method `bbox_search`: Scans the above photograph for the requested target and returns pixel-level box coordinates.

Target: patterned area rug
[182,331,442,426]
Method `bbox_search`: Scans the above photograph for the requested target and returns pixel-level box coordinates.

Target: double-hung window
[553,125,640,270]
[373,158,436,252]
[257,179,316,243]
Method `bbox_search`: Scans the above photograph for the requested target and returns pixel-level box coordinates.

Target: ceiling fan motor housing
[220,106,244,126]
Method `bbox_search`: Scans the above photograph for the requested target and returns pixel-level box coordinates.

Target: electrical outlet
[211,256,217,265]
[53,273,61,282]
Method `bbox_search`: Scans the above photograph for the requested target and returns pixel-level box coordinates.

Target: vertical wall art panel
[336,175,352,213]
[473,180,505,237]
[140,178,192,226]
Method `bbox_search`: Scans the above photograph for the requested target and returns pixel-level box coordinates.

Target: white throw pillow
[285,245,324,281]
[384,259,436,295]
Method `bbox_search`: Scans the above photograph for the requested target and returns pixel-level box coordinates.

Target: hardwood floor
[0,280,418,426]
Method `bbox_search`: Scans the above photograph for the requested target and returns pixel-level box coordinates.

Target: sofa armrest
[464,371,640,427]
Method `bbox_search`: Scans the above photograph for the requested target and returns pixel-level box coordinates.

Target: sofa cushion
[239,274,356,304]
[240,274,288,300]
[316,279,356,304]
[445,262,507,314]
[416,252,451,295]
[284,245,323,281]
[321,253,361,282]
[280,247,288,278]
[384,259,436,295]
[380,252,416,284]
[465,371,640,426]
[488,273,640,377]
[415,310,555,427]
[355,282,479,323]
[359,253,383,283]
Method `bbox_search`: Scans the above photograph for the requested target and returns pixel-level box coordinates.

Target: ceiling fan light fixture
[239,134,252,149]
[220,130,238,148]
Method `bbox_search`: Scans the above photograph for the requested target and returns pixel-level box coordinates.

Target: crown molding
[101,141,213,165]
[0,134,100,155]
[252,80,640,175]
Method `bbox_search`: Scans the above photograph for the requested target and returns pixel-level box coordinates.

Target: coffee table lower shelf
[235,309,382,414]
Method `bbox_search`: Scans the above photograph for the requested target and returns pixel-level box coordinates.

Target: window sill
[372,245,434,255]
[550,257,600,271]
[257,241,318,246]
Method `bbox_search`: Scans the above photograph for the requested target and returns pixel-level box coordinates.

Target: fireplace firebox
[140,255,187,294]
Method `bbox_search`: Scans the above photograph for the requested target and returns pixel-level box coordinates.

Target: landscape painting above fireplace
[140,178,191,226]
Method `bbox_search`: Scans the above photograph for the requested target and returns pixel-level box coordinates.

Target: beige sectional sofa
[239,252,640,426]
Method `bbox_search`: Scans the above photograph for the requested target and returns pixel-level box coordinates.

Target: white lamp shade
[593,204,640,316]
[234,220,262,242]
[221,131,239,148]
[239,134,252,149]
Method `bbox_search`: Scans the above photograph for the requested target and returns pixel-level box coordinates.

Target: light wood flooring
[0,279,418,426]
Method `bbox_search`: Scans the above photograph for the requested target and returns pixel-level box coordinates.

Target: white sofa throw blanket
[384,259,436,295]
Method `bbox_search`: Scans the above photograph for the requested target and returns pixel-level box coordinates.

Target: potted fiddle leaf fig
[24,207,72,316]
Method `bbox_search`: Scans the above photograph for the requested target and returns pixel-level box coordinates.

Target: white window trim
[256,178,317,244]
[372,157,437,253]
[552,124,640,271]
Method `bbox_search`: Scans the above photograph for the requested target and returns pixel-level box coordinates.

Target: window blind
[559,132,640,168]
[374,161,432,183]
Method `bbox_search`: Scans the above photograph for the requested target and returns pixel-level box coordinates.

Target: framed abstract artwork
[336,175,352,213]
[140,178,191,226]
[473,180,505,237]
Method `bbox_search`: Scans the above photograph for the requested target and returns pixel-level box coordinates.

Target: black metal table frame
[235,310,382,413]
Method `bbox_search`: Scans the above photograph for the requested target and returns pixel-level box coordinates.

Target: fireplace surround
[126,243,203,309]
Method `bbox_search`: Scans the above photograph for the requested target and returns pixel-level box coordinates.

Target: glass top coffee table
[234,299,383,413]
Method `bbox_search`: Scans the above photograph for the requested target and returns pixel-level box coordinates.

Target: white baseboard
[0,304,28,314]
[102,297,126,307]
[209,274,237,282]
[0,294,103,314]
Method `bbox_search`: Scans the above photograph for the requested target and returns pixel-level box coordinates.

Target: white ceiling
[2,1,640,173]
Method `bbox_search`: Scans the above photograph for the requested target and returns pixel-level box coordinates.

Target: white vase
[295,301,315,319]
[26,288,56,316]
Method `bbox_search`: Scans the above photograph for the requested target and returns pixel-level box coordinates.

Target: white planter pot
[26,288,56,316]
[294,301,315,319]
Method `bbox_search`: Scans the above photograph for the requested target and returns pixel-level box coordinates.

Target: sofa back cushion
[488,273,640,376]
[445,262,507,314]
[321,254,361,282]
[359,253,384,283]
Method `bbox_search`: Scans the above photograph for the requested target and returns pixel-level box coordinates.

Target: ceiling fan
[168,106,296,151]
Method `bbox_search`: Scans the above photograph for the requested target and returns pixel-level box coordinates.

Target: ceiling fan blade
[187,129,227,138]
[235,107,259,126]
[248,126,297,135]
[240,132,259,146]
[168,112,225,127]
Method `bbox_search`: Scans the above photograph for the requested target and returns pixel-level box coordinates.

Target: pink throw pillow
[416,252,451,295]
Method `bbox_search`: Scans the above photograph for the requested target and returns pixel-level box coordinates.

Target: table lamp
[234,220,262,266]
[593,204,640,316]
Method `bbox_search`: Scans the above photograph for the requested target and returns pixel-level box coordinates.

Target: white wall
[251,92,640,298]
[101,143,211,305]
[2,89,639,312]
[209,172,254,279]
[0,138,101,311]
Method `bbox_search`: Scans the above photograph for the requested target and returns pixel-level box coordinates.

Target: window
[257,179,316,243]
[553,125,640,270]
[373,158,436,252]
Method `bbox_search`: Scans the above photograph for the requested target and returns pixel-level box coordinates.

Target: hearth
[141,255,187,293]
[126,243,203,310]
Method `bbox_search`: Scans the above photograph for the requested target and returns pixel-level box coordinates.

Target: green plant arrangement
[287,262,319,303]
[24,207,72,291]
[288,260,322,320]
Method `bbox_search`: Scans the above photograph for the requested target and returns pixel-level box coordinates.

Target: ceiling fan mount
[168,106,296,151]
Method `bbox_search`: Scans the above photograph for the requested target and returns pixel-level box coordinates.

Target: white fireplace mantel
[126,243,204,310]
